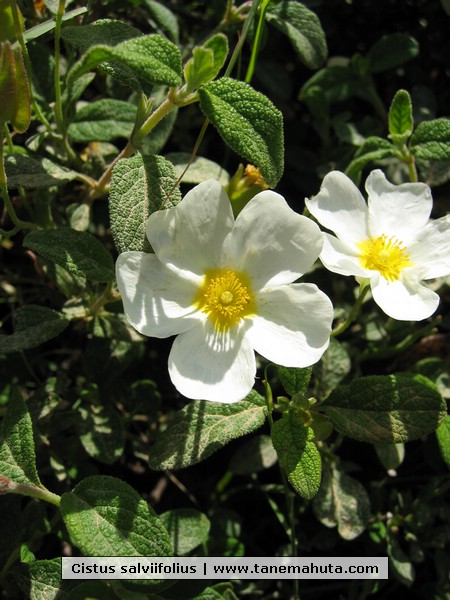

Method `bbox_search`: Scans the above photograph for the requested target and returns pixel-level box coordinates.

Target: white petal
[408,215,450,279]
[320,233,369,277]
[366,169,432,242]
[305,171,369,244]
[223,190,323,288]
[116,251,202,338]
[370,271,440,321]
[247,284,333,367]
[168,321,256,403]
[146,180,234,277]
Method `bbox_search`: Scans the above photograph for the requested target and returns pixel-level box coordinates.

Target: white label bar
[62,556,388,580]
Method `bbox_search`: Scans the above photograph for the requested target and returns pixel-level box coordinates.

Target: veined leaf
[322,373,446,443]
[199,77,284,187]
[68,99,137,143]
[266,1,327,69]
[109,154,181,254]
[148,390,266,470]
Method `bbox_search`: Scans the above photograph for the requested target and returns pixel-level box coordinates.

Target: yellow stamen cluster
[358,234,413,281]
[196,269,254,329]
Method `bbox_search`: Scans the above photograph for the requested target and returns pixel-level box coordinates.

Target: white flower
[305,169,450,321]
[116,180,333,403]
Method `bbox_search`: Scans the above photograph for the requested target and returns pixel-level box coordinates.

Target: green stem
[0,126,37,231]
[331,282,370,337]
[53,0,67,134]
[224,0,261,78]
[245,0,270,84]
[1,478,60,506]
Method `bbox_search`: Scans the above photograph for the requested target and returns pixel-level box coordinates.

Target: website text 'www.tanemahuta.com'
[62,557,388,580]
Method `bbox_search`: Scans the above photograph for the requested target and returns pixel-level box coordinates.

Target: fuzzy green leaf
[68,99,137,143]
[271,412,321,500]
[143,0,180,43]
[160,509,211,556]
[0,387,42,488]
[345,137,395,184]
[199,77,284,187]
[67,32,182,91]
[436,415,450,469]
[24,229,115,282]
[389,89,413,144]
[15,558,77,600]
[410,118,450,160]
[312,465,370,540]
[184,33,228,91]
[60,475,172,556]
[62,19,141,52]
[4,154,78,188]
[322,373,446,443]
[109,153,181,254]
[367,34,419,73]
[266,1,327,69]
[23,8,88,43]
[148,390,266,470]
[0,306,68,354]
[278,366,312,396]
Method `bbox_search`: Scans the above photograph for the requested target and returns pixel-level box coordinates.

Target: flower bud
[0,41,31,132]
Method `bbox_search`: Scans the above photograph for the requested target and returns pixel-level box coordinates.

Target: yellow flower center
[358,234,413,281]
[195,269,255,330]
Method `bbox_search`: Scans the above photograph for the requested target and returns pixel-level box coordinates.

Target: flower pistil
[196,269,255,329]
[358,234,413,281]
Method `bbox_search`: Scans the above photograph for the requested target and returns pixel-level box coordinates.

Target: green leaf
[60,475,172,556]
[312,465,370,540]
[389,89,413,144]
[410,118,450,160]
[313,338,351,399]
[67,34,182,92]
[345,136,395,184]
[76,405,125,465]
[143,0,180,43]
[4,154,78,188]
[184,33,228,91]
[228,434,278,474]
[68,99,137,143]
[0,43,30,133]
[299,65,359,105]
[198,77,284,187]
[148,390,267,470]
[165,152,230,185]
[387,530,415,587]
[436,415,450,468]
[23,8,88,43]
[160,509,211,556]
[374,443,405,471]
[24,229,115,282]
[0,387,42,488]
[62,19,142,53]
[109,153,181,254]
[271,412,321,500]
[15,558,77,600]
[322,373,446,443]
[278,366,312,396]
[367,34,419,73]
[266,1,327,69]
[0,305,69,354]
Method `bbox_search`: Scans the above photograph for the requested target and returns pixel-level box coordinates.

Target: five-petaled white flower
[305,169,450,321]
[116,180,333,403]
